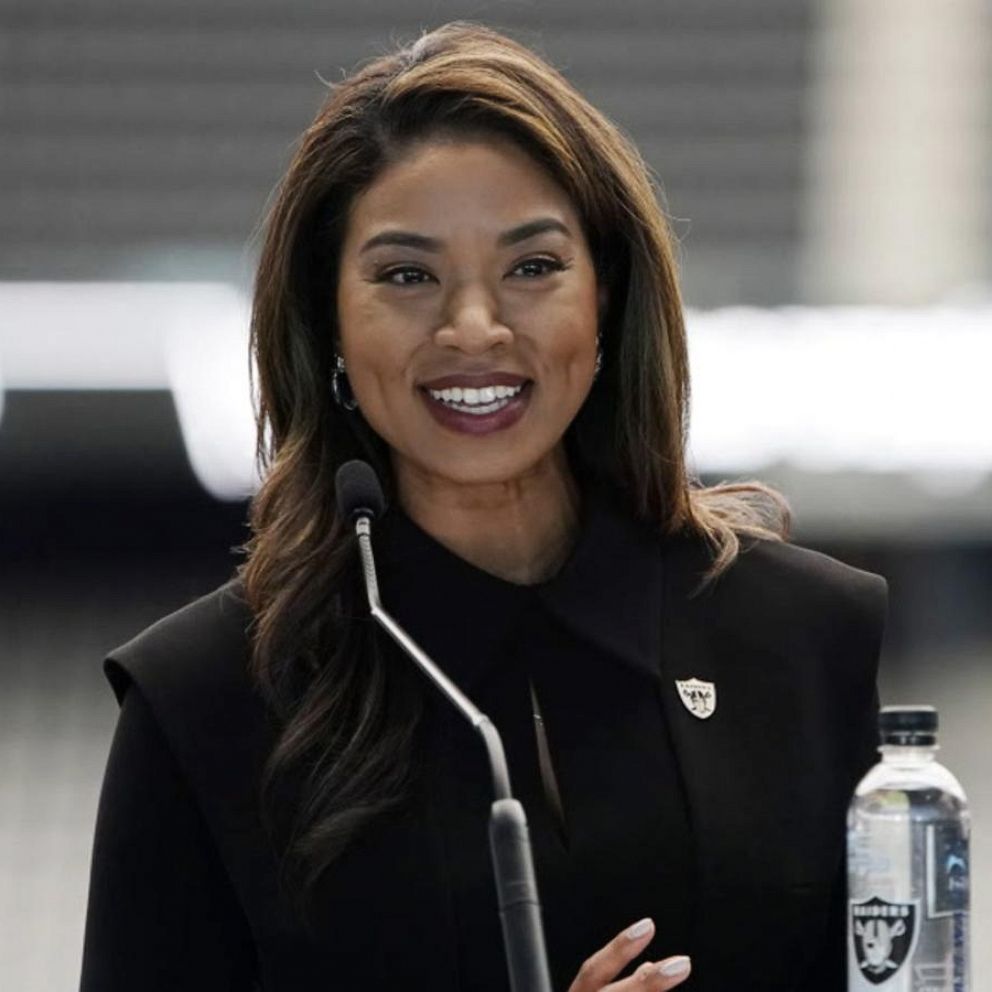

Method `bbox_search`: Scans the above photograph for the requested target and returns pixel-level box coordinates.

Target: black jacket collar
[373,483,666,690]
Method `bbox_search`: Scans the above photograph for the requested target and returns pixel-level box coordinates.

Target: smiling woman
[80,21,889,992]
[336,137,603,575]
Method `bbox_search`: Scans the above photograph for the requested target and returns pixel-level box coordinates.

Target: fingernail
[624,917,654,940]
[656,956,691,978]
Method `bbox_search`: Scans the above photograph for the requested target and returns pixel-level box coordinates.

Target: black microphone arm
[335,460,553,992]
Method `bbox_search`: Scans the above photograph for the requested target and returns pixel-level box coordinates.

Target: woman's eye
[378,266,434,286]
[511,257,567,278]
[375,257,567,286]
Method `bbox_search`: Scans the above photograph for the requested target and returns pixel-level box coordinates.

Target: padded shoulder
[102,573,276,790]
[104,576,254,707]
[102,574,276,799]
[668,530,889,669]
[737,536,888,637]
[102,577,280,917]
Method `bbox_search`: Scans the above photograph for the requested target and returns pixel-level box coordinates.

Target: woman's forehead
[344,137,580,242]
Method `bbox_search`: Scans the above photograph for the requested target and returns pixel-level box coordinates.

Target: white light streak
[685,305,992,478]
[0,284,989,503]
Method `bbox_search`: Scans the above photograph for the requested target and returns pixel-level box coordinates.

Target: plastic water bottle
[847,706,970,991]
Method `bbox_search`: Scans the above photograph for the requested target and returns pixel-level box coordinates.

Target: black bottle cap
[879,705,938,746]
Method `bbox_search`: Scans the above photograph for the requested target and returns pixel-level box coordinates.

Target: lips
[419,375,533,436]
[419,371,531,390]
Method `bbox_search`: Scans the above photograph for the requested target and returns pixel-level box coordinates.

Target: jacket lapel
[657,533,833,990]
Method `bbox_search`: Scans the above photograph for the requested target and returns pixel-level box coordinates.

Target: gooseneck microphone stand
[336,460,553,992]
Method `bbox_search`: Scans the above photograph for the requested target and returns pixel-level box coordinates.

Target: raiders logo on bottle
[850,896,919,984]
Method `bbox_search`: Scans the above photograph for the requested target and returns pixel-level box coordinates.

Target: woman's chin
[398,442,565,492]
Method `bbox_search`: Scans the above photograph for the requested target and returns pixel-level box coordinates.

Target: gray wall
[2,0,819,304]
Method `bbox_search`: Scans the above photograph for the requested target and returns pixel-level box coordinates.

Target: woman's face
[335,135,603,493]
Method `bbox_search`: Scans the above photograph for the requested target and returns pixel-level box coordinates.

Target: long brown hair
[237,20,789,917]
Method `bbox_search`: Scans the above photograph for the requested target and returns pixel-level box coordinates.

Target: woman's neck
[394,448,581,586]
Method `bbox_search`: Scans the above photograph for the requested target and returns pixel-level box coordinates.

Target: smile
[419,380,533,435]
[426,383,524,415]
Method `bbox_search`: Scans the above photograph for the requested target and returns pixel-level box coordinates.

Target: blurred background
[0,0,989,988]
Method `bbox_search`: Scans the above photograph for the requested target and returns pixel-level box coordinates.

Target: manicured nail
[625,917,654,940]
[656,956,691,978]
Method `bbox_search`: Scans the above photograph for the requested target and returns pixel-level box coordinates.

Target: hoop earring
[331,354,358,411]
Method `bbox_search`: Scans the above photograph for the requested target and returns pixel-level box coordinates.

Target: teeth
[427,382,524,407]
[448,399,507,415]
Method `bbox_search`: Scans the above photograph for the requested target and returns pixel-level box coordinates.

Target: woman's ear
[597,284,609,317]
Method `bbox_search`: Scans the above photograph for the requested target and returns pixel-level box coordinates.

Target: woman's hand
[566,918,691,991]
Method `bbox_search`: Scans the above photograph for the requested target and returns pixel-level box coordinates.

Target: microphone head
[335,459,386,522]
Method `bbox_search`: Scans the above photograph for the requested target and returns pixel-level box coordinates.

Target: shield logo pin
[675,677,716,719]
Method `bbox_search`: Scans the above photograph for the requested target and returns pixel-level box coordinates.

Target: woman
[80,22,888,992]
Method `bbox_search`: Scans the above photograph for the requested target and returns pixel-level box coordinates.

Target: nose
[433,287,513,355]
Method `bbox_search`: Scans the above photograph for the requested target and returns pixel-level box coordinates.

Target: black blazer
[81,521,887,992]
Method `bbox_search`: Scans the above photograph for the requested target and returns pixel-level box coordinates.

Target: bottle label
[926,822,969,917]
[850,896,920,985]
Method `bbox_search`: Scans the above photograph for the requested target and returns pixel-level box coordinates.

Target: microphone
[334,459,553,992]
[335,459,385,522]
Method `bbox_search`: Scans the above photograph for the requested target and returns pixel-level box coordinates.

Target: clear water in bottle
[848,706,970,991]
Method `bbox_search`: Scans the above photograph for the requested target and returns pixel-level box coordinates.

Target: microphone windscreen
[335,459,386,521]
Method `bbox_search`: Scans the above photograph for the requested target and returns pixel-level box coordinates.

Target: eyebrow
[358,217,572,254]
